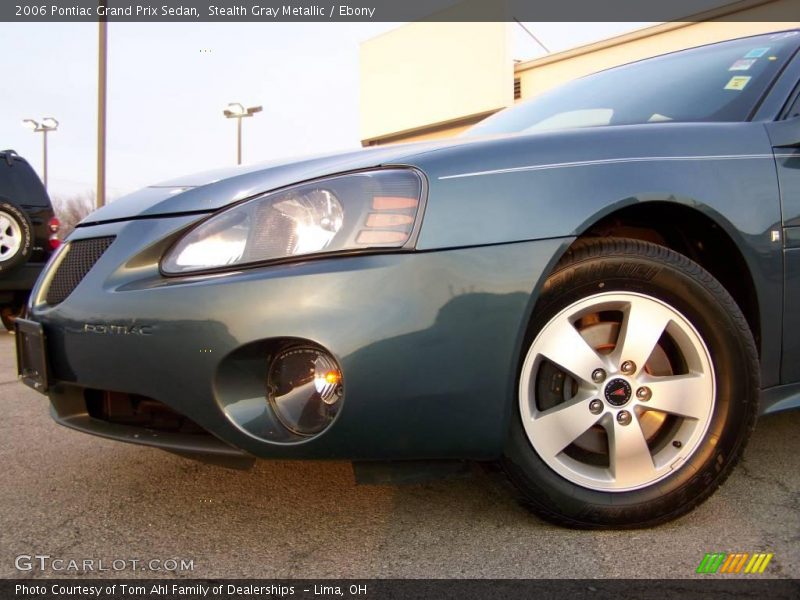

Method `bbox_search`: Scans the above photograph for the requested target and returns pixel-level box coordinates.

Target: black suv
[0,150,60,331]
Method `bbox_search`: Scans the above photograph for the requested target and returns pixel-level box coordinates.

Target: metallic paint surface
[33,214,568,458]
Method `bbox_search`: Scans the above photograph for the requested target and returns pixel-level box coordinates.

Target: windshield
[467,31,800,136]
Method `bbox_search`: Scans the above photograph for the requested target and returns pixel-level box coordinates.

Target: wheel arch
[563,200,762,356]
[508,199,765,440]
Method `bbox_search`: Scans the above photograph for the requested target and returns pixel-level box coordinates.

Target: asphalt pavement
[0,331,798,579]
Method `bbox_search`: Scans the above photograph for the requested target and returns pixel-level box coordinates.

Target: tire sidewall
[1,304,24,332]
[0,200,34,274]
[505,245,758,526]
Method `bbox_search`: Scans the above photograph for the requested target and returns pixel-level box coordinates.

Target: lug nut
[589,399,604,414]
[620,360,636,375]
[636,386,652,402]
[617,410,632,426]
[591,368,607,383]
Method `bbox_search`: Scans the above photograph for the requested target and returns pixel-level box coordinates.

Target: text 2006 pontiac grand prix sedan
[15,31,800,528]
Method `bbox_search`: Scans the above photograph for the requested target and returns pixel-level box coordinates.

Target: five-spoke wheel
[503,238,758,528]
[519,292,714,492]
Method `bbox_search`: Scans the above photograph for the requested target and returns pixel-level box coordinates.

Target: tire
[1,303,24,332]
[502,237,758,528]
[0,200,34,273]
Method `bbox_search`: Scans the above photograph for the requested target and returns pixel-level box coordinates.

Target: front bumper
[48,386,256,469]
[29,215,569,461]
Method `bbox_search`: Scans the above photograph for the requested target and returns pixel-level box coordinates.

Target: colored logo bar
[696,552,774,574]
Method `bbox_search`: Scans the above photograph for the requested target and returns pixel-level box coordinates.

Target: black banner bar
[3,0,800,23]
[3,579,800,600]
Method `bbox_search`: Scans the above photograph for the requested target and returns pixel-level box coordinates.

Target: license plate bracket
[15,318,49,393]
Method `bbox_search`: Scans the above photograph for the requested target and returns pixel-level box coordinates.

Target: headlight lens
[162,169,423,274]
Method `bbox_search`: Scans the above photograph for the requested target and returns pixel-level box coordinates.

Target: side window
[782,79,800,119]
[787,84,800,119]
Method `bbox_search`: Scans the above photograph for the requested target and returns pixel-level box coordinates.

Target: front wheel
[503,238,758,528]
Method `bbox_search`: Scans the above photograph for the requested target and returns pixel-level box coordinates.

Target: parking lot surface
[0,331,798,579]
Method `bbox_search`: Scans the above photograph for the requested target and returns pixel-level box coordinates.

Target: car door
[766,85,800,383]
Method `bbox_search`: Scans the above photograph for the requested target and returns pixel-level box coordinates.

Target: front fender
[406,122,782,385]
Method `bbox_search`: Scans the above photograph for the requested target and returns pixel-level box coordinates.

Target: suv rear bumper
[0,262,45,292]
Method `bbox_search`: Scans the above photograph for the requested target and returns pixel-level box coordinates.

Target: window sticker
[729,59,756,71]
[724,76,751,91]
[744,47,770,58]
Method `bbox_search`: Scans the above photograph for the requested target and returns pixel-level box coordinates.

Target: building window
[514,78,522,100]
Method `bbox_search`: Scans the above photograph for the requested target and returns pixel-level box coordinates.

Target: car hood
[79,139,475,225]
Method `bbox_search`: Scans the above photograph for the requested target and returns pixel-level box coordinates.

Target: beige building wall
[360,21,513,144]
[362,0,800,146]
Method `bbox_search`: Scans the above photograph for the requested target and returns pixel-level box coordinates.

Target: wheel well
[576,202,761,354]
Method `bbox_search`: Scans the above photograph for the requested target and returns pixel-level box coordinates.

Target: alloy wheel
[519,291,715,492]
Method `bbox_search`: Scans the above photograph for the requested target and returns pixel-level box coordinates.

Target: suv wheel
[1,304,24,332]
[503,238,758,528]
[0,201,33,273]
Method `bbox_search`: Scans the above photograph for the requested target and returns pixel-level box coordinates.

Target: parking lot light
[21,117,59,189]
[223,103,262,165]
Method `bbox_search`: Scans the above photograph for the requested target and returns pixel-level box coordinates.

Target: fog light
[267,347,343,436]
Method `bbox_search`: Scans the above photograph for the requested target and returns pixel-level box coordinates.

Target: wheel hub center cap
[604,378,632,407]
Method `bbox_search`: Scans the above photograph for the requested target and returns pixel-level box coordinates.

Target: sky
[0,21,653,202]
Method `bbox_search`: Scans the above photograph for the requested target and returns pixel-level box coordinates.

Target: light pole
[223,103,262,165]
[97,18,108,208]
[22,118,59,190]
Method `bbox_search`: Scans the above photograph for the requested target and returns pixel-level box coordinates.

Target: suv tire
[0,200,34,273]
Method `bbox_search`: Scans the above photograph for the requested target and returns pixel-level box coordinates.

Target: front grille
[45,236,115,305]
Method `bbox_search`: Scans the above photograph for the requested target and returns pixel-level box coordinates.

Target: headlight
[161,169,424,274]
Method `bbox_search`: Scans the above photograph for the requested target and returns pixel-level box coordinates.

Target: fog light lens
[267,347,343,436]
